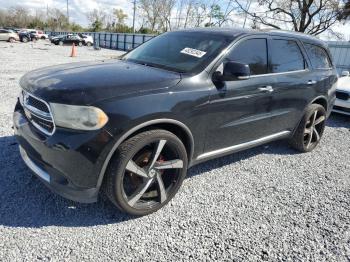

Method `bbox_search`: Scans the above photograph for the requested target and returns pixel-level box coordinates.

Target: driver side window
[225,38,268,75]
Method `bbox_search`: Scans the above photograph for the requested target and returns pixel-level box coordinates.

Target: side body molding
[96,119,195,190]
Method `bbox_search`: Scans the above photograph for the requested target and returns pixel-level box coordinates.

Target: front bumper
[333,98,350,116]
[14,105,114,203]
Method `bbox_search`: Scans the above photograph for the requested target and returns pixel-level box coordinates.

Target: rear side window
[226,38,268,75]
[270,39,305,73]
[304,43,332,69]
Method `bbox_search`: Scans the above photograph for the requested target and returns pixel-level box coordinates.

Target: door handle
[307,80,317,85]
[258,86,274,92]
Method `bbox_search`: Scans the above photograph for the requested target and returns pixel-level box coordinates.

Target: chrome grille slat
[22,90,55,136]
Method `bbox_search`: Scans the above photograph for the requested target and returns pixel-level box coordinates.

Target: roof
[175,27,326,47]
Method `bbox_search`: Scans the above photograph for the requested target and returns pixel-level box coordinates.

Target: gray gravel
[0,41,350,261]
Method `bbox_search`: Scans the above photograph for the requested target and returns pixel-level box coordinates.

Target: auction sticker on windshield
[180,48,207,58]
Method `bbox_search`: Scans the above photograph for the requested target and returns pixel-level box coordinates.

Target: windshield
[123,31,234,74]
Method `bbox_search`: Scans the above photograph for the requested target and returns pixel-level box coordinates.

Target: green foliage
[91,19,103,32]
[137,27,157,34]
[209,4,224,25]
[70,23,84,32]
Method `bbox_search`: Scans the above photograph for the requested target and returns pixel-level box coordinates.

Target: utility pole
[66,0,69,24]
[132,0,136,33]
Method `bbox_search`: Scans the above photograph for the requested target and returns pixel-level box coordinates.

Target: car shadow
[326,113,350,128]
[0,114,346,228]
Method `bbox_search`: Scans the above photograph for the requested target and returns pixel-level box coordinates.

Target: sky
[1,0,350,40]
[0,0,134,27]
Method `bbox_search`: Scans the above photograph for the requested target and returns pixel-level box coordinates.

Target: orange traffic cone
[70,43,77,57]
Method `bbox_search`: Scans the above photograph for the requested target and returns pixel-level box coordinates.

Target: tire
[289,104,326,152]
[104,129,188,216]
[22,37,29,43]
[59,41,63,46]
[86,42,92,47]
[8,37,15,43]
[78,42,83,47]
[41,36,46,40]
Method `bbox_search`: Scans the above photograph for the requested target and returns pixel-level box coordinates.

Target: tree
[87,9,106,31]
[338,0,350,19]
[114,8,128,24]
[47,8,69,31]
[234,0,348,36]
[139,0,163,31]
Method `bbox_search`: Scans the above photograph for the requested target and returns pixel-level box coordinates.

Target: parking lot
[0,40,349,261]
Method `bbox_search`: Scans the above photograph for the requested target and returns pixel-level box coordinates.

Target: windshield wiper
[127,59,186,73]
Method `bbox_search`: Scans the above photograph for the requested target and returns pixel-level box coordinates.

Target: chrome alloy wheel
[122,139,184,210]
[303,109,326,149]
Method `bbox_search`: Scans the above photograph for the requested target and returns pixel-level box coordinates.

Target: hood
[337,76,350,92]
[20,60,181,105]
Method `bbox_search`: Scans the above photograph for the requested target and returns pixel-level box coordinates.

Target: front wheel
[22,37,29,43]
[86,42,92,47]
[58,41,63,46]
[104,129,188,216]
[78,42,83,47]
[8,37,15,43]
[289,104,326,152]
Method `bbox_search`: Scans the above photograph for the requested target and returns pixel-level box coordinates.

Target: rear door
[266,37,314,133]
[302,43,336,101]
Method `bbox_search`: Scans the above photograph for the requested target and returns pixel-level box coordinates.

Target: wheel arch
[96,119,194,190]
[292,95,329,136]
[311,96,328,111]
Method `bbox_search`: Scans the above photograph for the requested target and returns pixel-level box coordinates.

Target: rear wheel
[8,37,15,43]
[104,130,188,216]
[86,42,92,47]
[78,42,83,47]
[22,37,29,43]
[59,41,63,46]
[289,104,326,152]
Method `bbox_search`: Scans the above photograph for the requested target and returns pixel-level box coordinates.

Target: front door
[205,37,276,153]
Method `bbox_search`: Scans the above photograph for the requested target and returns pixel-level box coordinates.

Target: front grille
[22,90,55,135]
[336,91,349,101]
[27,95,50,113]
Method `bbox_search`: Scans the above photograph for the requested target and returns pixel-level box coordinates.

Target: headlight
[50,103,108,131]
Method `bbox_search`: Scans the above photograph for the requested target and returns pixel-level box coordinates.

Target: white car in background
[36,30,49,39]
[333,70,350,115]
[78,33,94,46]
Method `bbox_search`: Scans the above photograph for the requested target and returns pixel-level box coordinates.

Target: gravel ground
[0,40,350,261]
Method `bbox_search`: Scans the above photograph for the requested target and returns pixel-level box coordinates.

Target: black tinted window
[226,38,268,75]
[304,43,331,69]
[270,40,305,73]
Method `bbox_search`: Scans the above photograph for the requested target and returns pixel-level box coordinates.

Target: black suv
[14,29,337,215]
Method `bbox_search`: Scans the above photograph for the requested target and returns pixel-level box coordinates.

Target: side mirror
[213,61,251,82]
[341,70,350,77]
